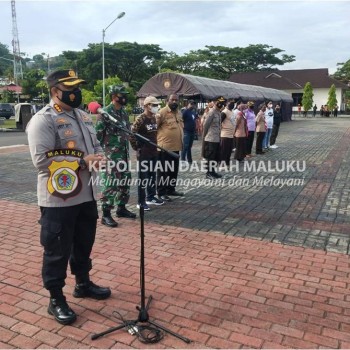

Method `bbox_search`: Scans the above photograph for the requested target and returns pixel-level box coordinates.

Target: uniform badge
[64,129,75,137]
[66,140,76,149]
[56,117,67,124]
[47,160,82,200]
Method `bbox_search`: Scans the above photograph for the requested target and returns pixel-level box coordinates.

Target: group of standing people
[201,98,283,178]
[319,104,338,117]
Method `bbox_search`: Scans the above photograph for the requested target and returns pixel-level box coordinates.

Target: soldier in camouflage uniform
[95,85,136,227]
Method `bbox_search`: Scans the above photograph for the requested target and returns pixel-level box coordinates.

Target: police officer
[95,85,136,227]
[26,69,111,326]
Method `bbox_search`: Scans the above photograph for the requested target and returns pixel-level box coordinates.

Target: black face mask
[57,88,82,108]
[228,102,235,110]
[216,103,223,109]
[169,103,178,111]
[116,95,127,106]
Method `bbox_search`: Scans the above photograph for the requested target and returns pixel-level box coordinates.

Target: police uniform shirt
[26,100,103,207]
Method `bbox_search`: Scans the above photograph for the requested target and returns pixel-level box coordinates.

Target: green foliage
[0,89,15,103]
[21,69,46,101]
[0,43,12,76]
[334,59,350,84]
[162,44,296,80]
[302,82,314,115]
[327,84,338,111]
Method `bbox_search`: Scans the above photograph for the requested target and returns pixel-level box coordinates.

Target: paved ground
[1,116,350,348]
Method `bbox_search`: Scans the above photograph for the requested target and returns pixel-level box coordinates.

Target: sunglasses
[151,104,159,107]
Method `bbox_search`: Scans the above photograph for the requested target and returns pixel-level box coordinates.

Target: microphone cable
[112,310,164,344]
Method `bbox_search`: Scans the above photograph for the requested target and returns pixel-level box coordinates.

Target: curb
[0,128,23,132]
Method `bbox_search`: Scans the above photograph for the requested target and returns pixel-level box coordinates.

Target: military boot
[116,205,136,219]
[73,275,111,300]
[101,210,118,227]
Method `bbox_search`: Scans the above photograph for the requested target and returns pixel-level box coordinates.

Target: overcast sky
[0,0,349,74]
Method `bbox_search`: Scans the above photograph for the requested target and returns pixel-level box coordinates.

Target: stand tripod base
[91,295,191,344]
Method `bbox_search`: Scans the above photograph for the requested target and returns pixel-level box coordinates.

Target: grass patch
[0,118,16,129]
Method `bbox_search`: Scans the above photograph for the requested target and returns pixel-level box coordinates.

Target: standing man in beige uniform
[26,70,111,326]
[156,94,184,201]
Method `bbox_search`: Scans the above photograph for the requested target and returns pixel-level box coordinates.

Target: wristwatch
[79,158,87,170]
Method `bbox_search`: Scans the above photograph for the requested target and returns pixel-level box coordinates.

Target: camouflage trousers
[100,156,131,210]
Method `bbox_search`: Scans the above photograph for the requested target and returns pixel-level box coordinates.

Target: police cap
[47,69,86,87]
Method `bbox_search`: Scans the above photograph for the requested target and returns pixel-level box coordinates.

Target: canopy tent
[137,72,293,120]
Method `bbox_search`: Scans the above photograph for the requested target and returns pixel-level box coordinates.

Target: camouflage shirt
[95,103,130,158]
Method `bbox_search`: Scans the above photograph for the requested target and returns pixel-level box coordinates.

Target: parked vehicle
[15,103,33,130]
[0,103,14,119]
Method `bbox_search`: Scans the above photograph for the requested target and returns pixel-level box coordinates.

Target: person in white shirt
[263,101,274,150]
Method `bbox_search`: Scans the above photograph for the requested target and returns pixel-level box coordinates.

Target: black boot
[73,279,111,300]
[47,291,76,325]
[101,209,118,227]
[116,205,136,219]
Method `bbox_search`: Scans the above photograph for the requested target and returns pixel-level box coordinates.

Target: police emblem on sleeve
[47,160,82,200]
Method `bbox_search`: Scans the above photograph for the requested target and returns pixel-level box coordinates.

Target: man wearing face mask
[220,99,235,166]
[26,69,111,326]
[270,104,282,148]
[96,85,136,228]
[130,96,164,210]
[156,94,184,201]
[203,96,226,178]
[181,100,197,164]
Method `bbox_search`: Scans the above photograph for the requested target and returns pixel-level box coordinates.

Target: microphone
[88,101,119,125]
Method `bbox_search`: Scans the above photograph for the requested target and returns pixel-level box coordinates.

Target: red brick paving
[1,199,350,348]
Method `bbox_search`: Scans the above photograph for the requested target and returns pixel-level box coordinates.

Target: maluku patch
[47,160,82,200]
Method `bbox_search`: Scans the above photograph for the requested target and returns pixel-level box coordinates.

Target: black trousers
[137,155,157,204]
[157,151,179,196]
[246,131,255,155]
[40,201,98,291]
[203,141,220,173]
[270,124,280,146]
[256,132,266,153]
[234,137,247,161]
[220,137,234,165]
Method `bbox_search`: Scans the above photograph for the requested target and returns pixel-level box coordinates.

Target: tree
[21,69,46,101]
[327,84,338,112]
[333,59,350,84]
[61,42,165,91]
[163,44,296,80]
[301,82,314,117]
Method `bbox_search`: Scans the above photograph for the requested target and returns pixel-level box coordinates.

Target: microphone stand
[91,115,191,344]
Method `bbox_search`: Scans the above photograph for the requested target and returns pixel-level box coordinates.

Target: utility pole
[11,0,23,85]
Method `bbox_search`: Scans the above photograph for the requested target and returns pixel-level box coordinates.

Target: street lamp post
[102,11,125,107]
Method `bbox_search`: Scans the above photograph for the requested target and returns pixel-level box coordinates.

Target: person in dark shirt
[269,104,282,148]
[181,100,197,164]
[130,96,164,211]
